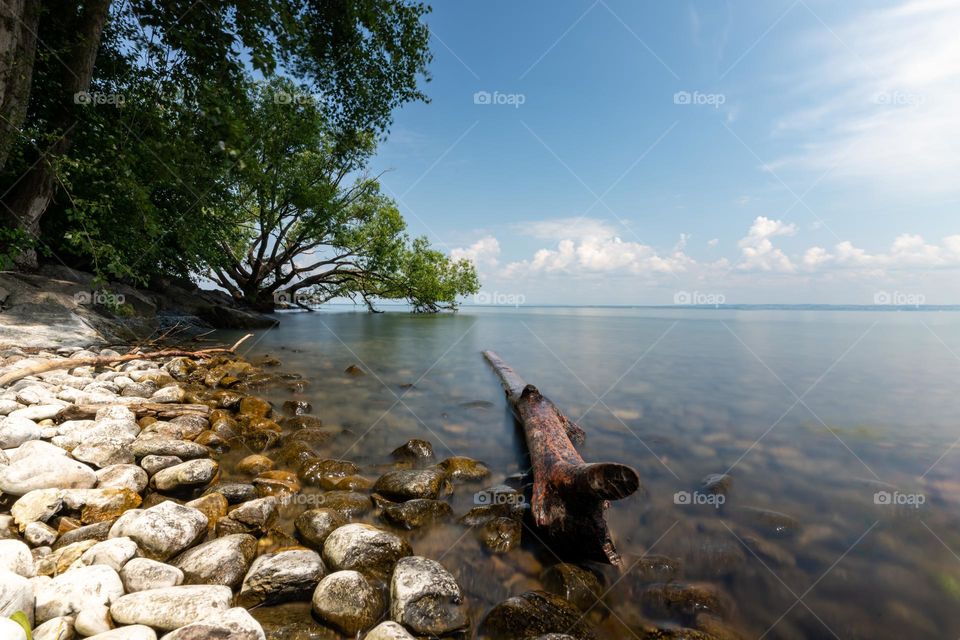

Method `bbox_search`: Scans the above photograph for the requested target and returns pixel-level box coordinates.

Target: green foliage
[207,77,479,311]
[0,227,33,270]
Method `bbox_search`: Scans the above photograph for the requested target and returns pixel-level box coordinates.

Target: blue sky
[371,0,960,305]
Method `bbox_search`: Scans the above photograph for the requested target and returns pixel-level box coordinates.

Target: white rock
[0,539,35,577]
[96,464,149,493]
[172,534,255,587]
[0,415,41,448]
[74,603,113,636]
[120,558,184,593]
[109,585,233,631]
[24,521,58,547]
[0,398,24,415]
[0,617,27,640]
[35,564,124,623]
[31,616,75,640]
[0,568,33,626]
[322,523,410,577]
[151,459,218,492]
[109,502,207,561]
[389,556,467,636]
[87,626,157,640]
[9,404,63,421]
[0,453,96,496]
[11,488,64,527]
[7,440,67,462]
[239,549,325,606]
[158,607,265,640]
[149,386,185,404]
[365,621,416,640]
[80,537,139,571]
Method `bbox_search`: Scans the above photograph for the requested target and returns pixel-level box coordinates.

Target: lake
[217,306,960,638]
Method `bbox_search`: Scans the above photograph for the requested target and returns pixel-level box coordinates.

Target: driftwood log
[483,350,640,568]
[0,333,253,387]
[55,402,211,422]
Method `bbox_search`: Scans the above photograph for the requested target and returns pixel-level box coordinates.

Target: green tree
[0,0,432,268]
[207,79,478,312]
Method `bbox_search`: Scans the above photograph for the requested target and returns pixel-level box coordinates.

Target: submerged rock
[239,548,325,606]
[390,439,435,463]
[310,491,372,518]
[295,509,346,550]
[311,570,384,636]
[700,473,732,495]
[479,591,596,640]
[540,564,604,613]
[640,582,728,621]
[372,468,452,501]
[390,556,468,636]
[439,456,491,481]
[479,517,522,553]
[300,458,361,489]
[737,507,800,538]
[374,495,453,530]
[322,523,411,578]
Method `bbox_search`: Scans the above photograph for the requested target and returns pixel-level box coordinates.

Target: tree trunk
[1,0,111,269]
[483,350,641,568]
[0,0,40,172]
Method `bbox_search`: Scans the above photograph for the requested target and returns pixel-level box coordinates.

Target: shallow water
[217,307,960,638]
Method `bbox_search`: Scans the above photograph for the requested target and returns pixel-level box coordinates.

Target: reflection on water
[218,307,960,638]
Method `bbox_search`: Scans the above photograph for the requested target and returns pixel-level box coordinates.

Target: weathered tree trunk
[483,350,640,568]
[1,0,111,269]
[0,0,40,171]
[56,402,211,421]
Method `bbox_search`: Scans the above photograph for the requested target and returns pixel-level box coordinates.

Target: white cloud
[772,0,960,193]
[736,216,798,272]
[707,238,720,247]
[450,235,500,268]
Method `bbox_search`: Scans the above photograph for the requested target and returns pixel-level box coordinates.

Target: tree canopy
[0,0,480,311]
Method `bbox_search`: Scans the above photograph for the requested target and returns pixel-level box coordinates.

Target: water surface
[219,307,960,638]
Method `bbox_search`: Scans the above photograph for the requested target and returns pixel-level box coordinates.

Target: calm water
[218,307,960,639]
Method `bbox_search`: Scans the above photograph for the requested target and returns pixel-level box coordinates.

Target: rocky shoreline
[0,343,589,640]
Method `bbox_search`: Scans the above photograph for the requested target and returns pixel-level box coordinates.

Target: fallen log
[0,333,253,387]
[483,350,640,568]
[56,402,211,422]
